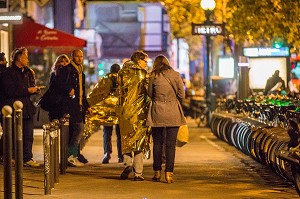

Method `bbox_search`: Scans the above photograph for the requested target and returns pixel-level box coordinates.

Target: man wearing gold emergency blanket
[118,50,151,181]
[86,50,151,181]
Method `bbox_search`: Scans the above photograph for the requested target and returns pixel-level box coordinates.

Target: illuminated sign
[0,12,23,24]
[243,47,289,57]
[192,23,225,36]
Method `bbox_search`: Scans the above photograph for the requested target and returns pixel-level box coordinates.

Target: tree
[226,0,300,49]
[148,0,300,50]
[147,0,230,60]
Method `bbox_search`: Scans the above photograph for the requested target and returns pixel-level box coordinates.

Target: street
[0,118,299,199]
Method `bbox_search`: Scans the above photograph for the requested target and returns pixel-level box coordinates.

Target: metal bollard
[49,122,55,189]
[43,124,51,195]
[2,105,13,199]
[49,121,59,189]
[13,101,23,199]
[60,114,70,175]
[52,119,60,183]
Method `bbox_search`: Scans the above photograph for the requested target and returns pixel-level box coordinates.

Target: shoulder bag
[38,68,71,112]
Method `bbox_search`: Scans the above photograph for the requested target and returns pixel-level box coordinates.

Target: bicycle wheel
[292,165,300,196]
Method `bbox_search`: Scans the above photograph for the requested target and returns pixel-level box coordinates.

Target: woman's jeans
[152,127,179,172]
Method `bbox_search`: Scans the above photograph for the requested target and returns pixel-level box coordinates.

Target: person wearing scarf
[56,49,91,167]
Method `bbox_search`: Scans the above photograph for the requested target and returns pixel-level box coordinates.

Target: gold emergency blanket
[118,61,151,154]
[84,73,119,139]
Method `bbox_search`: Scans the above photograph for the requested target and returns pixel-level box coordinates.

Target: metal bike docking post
[13,101,24,199]
[52,119,60,184]
[59,114,70,175]
[43,123,51,195]
[2,105,13,199]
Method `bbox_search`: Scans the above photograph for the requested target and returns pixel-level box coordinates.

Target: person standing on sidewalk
[56,49,91,167]
[0,52,7,73]
[146,55,186,183]
[118,50,151,181]
[0,52,8,161]
[0,52,8,121]
[0,47,40,167]
[47,54,70,121]
[87,64,123,164]
[264,70,285,95]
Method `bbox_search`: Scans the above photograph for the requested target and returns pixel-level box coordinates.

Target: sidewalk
[0,118,298,199]
[1,119,211,199]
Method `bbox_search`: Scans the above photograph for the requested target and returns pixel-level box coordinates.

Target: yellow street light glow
[200,0,216,11]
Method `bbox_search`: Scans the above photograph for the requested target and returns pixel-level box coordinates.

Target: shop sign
[0,12,22,24]
[192,23,225,36]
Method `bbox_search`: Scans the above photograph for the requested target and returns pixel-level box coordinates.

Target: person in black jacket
[56,49,91,167]
[0,52,7,155]
[0,52,7,73]
[0,47,40,167]
[264,70,285,95]
[0,52,8,119]
[47,54,70,121]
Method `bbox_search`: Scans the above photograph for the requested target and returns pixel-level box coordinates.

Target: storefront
[13,17,87,86]
[13,17,87,126]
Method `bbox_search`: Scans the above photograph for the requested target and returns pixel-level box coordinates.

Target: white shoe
[24,159,40,167]
[68,155,84,167]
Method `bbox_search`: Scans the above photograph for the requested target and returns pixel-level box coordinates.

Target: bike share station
[210,47,300,195]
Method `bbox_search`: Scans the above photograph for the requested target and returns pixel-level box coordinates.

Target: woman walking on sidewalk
[146,55,186,183]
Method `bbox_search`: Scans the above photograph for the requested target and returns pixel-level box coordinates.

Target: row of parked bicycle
[210,94,300,195]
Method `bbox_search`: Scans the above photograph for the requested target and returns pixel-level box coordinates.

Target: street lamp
[200,0,215,124]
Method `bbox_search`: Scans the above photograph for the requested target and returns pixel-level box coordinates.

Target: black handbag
[38,88,63,112]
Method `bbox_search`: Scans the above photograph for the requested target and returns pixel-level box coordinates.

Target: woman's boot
[165,172,174,183]
[152,170,161,182]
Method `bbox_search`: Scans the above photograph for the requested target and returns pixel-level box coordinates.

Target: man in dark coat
[0,52,7,73]
[0,52,8,117]
[56,49,91,167]
[0,47,40,167]
[264,70,285,95]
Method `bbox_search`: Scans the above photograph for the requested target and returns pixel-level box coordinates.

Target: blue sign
[243,47,289,57]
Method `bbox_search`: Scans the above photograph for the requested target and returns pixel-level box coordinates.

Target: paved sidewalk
[0,119,211,199]
[0,118,298,199]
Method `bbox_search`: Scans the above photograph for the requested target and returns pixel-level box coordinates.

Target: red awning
[13,19,86,48]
